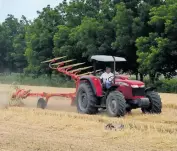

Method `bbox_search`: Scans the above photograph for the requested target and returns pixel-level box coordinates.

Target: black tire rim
[78,90,88,111]
[108,98,117,115]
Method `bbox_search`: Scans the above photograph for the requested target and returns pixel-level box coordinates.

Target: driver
[100,67,114,89]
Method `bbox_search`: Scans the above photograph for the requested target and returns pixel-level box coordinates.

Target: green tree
[112,2,138,73]
[0,24,8,72]
[25,5,64,77]
[12,15,29,72]
[136,0,177,81]
[54,0,116,63]
[112,1,163,79]
[0,15,21,72]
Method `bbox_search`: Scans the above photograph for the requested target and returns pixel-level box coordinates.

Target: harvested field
[0,84,177,151]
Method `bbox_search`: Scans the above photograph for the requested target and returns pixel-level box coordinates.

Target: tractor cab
[90,55,127,90]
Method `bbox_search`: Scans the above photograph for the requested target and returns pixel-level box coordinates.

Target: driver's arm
[100,73,104,83]
[108,73,114,82]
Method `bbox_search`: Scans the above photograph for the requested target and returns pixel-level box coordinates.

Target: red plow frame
[11,56,102,107]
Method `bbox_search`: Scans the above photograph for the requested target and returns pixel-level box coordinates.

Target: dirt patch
[0,91,9,109]
[23,96,76,112]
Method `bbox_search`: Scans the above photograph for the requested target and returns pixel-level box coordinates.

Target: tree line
[0,0,176,83]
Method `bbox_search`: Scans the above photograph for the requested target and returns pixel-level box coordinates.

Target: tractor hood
[115,75,144,86]
[115,79,145,86]
[116,75,129,80]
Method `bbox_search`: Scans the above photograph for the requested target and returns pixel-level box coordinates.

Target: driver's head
[106,67,111,73]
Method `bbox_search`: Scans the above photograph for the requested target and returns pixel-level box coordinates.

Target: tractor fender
[145,87,157,93]
[109,85,119,91]
[80,76,103,97]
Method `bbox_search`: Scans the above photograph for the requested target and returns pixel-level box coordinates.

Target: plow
[11,56,102,109]
[10,55,162,117]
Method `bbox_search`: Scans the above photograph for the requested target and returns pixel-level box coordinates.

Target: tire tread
[76,82,98,114]
[106,91,126,117]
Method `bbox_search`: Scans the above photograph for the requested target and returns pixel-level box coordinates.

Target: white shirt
[100,72,114,83]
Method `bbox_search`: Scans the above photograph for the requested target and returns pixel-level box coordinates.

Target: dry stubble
[0,84,177,151]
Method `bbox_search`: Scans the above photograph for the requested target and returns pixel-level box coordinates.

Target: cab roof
[91,55,126,62]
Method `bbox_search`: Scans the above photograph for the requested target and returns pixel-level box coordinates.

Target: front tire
[141,91,162,114]
[76,82,98,114]
[106,91,126,117]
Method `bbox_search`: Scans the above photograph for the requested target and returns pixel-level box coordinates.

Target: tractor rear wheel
[37,98,47,109]
[76,82,98,114]
[106,91,126,117]
[141,91,162,114]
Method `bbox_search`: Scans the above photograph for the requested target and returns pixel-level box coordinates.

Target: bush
[145,78,177,93]
[0,73,75,88]
[154,79,177,93]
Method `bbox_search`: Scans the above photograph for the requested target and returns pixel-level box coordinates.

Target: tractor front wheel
[76,82,98,114]
[141,91,162,114]
[37,98,47,109]
[106,91,126,117]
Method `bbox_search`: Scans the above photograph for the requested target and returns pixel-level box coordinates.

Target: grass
[0,73,75,87]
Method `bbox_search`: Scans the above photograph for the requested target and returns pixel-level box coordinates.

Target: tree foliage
[0,15,28,73]
[24,5,64,76]
[136,0,177,80]
[0,0,176,80]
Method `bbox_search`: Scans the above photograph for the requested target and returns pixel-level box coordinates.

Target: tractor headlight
[115,82,129,87]
[140,85,145,88]
[131,85,145,88]
[131,85,139,88]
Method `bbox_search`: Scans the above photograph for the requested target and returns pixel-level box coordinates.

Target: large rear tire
[106,91,126,117]
[141,91,162,114]
[76,82,98,114]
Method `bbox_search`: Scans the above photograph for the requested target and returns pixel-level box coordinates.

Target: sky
[0,0,64,22]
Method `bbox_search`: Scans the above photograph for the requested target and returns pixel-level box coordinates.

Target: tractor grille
[132,88,145,96]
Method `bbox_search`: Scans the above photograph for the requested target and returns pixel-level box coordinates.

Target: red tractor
[12,55,162,117]
[75,55,162,117]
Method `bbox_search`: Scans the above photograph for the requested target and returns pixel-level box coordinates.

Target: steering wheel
[108,76,114,82]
